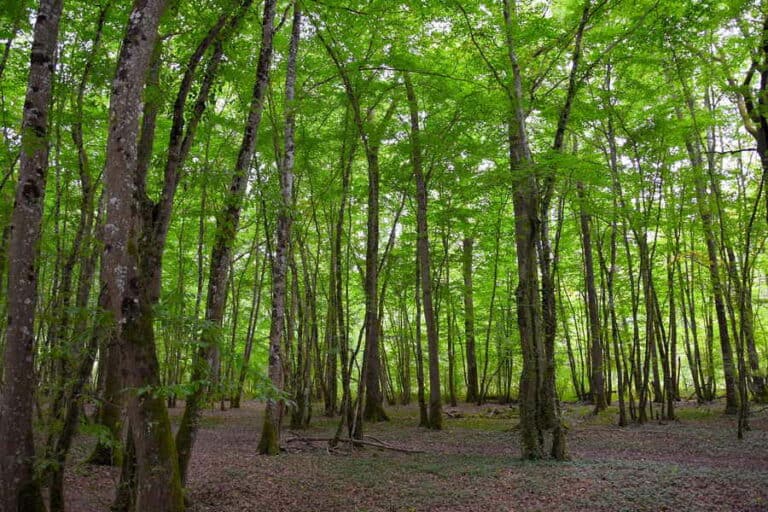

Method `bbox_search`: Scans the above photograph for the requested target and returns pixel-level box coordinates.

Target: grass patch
[674,405,718,421]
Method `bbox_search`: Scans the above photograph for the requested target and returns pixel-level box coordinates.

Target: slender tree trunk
[606,202,627,426]
[404,73,441,429]
[46,5,109,484]
[328,109,357,417]
[324,248,339,415]
[674,69,739,413]
[47,282,101,512]
[537,0,591,429]
[462,237,479,403]
[361,140,387,422]
[414,258,429,427]
[678,251,703,402]
[316,31,395,425]
[558,277,581,401]
[88,283,123,465]
[259,3,301,453]
[233,250,267,408]
[176,0,276,480]
[577,181,606,412]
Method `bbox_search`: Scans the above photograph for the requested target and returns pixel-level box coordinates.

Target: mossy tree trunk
[502,0,567,460]
[100,0,186,509]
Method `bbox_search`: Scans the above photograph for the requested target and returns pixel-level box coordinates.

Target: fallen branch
[284,436,425,454]
[362,434,388,445]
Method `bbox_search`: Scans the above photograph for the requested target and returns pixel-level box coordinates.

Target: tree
[0,1,63,510]
[404,72,442,430]
[99,0,184,508]
[462,237,479,403]
[258,0,301,455]
[176,0,277,478]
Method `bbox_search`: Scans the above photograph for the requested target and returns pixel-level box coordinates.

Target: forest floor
[63,399,768,511]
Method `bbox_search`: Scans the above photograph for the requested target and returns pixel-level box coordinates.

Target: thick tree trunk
[100,1,186,510]
[0,1,63,510]
[503,0,566,460]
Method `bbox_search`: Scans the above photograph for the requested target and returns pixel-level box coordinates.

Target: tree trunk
[677,104,738,414]
[316,31,394,425]
[404,73,441,430]
[361,140,387,422]
[259,3,301,453]
[0,1,63,510]
[232,250,267,408]
[503,0,565,460]
[462,237,479,403]
[176,0,276,480]
[577,181,606,412]
[100,0,186,509]
[414,258,429,428]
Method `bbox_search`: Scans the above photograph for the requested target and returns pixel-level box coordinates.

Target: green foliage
[1,1,766,472]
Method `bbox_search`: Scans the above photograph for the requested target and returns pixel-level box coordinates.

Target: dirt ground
[63,400,768,511]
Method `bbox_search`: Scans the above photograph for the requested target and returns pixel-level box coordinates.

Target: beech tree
[1,1,768,509]
[99,0,184,509]
[0,1,63,510]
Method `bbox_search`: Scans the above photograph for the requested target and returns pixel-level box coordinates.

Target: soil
[63,400,768,511]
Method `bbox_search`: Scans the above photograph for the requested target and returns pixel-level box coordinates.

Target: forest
[1,0,768,510]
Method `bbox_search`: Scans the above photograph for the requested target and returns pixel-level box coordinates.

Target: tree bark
[404,72,442,430]
[462,237,479,403]
[100,0,187,509]
[259,1,301,454]
[0,1,63,510]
